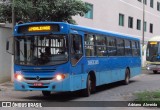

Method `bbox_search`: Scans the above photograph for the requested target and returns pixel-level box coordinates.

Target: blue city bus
[10,22,141,96]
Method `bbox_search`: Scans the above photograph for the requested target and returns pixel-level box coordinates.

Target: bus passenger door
[70,33,85,90]
[70,34,83,66]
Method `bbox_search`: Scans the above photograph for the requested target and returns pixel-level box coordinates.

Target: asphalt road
[0,69,160,110]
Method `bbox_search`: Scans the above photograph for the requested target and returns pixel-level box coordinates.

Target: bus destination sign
[28,26,51,32]
[149,41,157,45]
[17,24,60,34]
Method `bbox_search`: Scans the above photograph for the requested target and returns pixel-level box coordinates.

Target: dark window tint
[128,17,133,28]
[85,34,95,56]
[150,23,153,33]
[70,34,83,66]
[157,2,160,11]
[117,39,124,56]
[107,37,117,56]
[119,14,124,26]
[137,19,141,30]
[125,40,132,56]
[132,41,140,56]
[95,35,107,56]
[150,0,154,8]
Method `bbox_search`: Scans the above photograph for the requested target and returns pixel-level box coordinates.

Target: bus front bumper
[14,78,70,92]
[14,74,87,92]
[146,64,160,71]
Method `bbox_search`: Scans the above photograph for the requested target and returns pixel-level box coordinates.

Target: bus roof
[69,24,139,41]
[15,22,139,41]
[15,22,67,26]
[148,36,160,42]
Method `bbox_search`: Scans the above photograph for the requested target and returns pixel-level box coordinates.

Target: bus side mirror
[6,37,14,55]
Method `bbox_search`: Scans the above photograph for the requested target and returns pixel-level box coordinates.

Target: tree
[0,0,88,24]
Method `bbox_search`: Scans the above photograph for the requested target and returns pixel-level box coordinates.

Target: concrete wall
[0,25,12,83]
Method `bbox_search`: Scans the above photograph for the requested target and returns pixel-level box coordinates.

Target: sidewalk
[0,81,13,91]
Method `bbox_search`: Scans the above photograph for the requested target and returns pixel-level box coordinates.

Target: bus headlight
[55,74,66,81]
[147,67,150,70]
[15,74,23,81]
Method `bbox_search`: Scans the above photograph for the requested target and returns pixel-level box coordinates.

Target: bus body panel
[84,56,141,86]
[13,22,141,93]
[146,36,160,72]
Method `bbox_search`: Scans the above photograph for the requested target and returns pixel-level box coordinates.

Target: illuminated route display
[17,24,60,33]
[28,26,51,32]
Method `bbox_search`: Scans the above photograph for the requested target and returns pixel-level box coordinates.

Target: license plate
[33,82,43,86]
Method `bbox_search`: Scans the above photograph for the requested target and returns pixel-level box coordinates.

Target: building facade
[73,0,160,43]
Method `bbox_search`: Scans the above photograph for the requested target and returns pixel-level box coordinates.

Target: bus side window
[132,41,138,56]
[84,34,95,56]
[117,38,125,56]
[70,34,83,66]
[137,42,140,56]
[125,40,132,56]
[95,35,106,56]
[107,37,117,56]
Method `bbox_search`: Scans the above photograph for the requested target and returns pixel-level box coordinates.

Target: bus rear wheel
[123,68,130,85]
[42,91,51,97]
[83,74,92,97]
[153,70,158,74]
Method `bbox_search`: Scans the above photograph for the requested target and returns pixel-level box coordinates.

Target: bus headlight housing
[55,74,66,81]
[15,73,23,81]
[147,66,150,70]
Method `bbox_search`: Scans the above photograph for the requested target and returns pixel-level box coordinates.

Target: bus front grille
[29,86,48,88]
[22,68,56,72]
[24,77,53,80]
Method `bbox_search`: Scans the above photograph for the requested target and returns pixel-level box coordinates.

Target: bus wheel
[153,70,158,74]
[42,91,51,97]
[83,74,92,97]
[123,68,130,85]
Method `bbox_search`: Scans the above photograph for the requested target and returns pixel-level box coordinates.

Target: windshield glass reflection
[15,35,68,66]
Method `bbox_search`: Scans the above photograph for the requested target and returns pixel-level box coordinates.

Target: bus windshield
[146,42,160,62]
[15,35,68,66]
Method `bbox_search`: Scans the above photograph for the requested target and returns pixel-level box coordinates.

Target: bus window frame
[84,33,96,57]
[107,36,117,56]
[70,34,83,66]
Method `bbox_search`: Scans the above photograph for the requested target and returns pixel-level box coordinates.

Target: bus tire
[123,68,130,85]
[83,74,92,97]
[42,91,51,97]
[153,70,158,74]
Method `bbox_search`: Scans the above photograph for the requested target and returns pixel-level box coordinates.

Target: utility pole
[12,0,15,28]
[11,0,15,82]
[142,0,145,67]
[142,0,145,46]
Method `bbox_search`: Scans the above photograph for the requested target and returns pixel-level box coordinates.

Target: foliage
[134,91,160,106]
[135,91,160,101]
[0,0,88,24]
